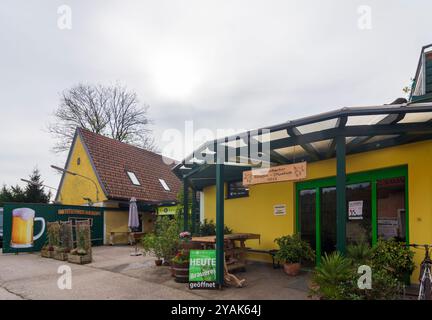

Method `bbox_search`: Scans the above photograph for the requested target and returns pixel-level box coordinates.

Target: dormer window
[159,179,170,191]
[127,171,140,186]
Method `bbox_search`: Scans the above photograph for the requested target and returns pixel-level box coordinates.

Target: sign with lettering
[242,161,307,186]
[189,250,217,289]
[273,204,286,216]
[348,200,363,220]
[157,206,178,216]
[58,209,101,216]
[2,203,103,254]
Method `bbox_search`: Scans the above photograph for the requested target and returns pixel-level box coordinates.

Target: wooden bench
[248,249,280,269]
[109,231,132,246]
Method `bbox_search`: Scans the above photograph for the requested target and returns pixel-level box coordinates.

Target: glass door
[296,166,408,264]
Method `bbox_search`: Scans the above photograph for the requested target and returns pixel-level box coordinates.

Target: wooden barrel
[172,263,189,283]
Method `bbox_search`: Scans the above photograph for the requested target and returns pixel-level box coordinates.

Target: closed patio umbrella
[128,197,142,256]
[128,197,140,230]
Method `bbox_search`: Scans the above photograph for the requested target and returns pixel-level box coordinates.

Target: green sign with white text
[189,250,217,289]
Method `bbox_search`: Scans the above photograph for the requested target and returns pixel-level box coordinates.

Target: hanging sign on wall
[273,204,287,216]
[348,200,363,220]
[243,161,307,186]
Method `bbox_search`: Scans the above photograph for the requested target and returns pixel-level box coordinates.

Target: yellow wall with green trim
[57,135,107,205]
[203,140,432,282]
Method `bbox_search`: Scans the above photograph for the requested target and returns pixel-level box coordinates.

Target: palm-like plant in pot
[274,233,314,276]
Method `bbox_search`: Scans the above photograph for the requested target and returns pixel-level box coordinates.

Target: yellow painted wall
[58,135,107,205]
[59,135,157,245]
[104,210,155,244]
[105,210,129,244]
[203,140,432,282]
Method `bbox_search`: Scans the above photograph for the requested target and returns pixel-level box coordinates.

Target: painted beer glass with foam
[10,208,46,248]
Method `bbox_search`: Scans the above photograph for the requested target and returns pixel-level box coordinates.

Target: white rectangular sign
[348,200,363,220]
[273,204,286,216]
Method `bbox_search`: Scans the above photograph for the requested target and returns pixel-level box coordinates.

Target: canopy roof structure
[173,100,432,287]
[173,101,432,189]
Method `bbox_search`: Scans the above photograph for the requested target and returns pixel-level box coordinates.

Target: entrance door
[296,166,408,263]
[298,189,316,251]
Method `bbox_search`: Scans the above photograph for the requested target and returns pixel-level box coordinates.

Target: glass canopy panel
[366,135,400,144]
[296,118,338,134]
[398,112,432,123]
[345,136,367,144]
[222,138,248,148]
[273,145,307,159]
[252,129,289,143]
[310,139,333,152]
[346,114,388,126]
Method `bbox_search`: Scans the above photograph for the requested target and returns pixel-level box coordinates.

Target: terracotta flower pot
[155,259,163,266]
[283,262,301,276]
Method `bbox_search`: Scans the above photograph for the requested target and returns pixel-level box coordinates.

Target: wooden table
[192,233,260,273]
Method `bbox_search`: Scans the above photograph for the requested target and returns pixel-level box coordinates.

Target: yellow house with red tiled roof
[55,128,181,244]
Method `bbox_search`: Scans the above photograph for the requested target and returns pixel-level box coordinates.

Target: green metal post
[183,178,189,232]
[216,162,225,288]
[336,135,346,254]
[315,187,321,264]
[191,189,197,234]
[371,180,377,246]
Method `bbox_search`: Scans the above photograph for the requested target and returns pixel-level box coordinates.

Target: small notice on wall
[273,204,286,216]
[348,200,363,220]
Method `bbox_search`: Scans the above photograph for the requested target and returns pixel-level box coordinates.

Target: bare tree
[49,83,157,152]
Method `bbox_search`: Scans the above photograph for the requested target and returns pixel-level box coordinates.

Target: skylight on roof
[159,179,170,191]
[127,171,140,186]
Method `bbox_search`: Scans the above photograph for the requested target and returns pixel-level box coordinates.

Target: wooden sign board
[243,161,307,186]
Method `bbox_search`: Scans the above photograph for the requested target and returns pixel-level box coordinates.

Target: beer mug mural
[10,208,46,248]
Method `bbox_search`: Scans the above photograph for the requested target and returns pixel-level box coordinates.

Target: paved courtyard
[0,246,311,300]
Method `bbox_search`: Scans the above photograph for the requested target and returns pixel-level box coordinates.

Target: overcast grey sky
[0,0,431,191]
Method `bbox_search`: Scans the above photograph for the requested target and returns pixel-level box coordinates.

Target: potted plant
[68,224,92,264]
[274,233,314,276]
[142,233,164,266]
[171,250,190,283]
[41,224,59,258]
[68,248,92,264]
[41,243,55,258]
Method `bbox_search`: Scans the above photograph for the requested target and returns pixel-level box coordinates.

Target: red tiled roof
[77,128,181,203]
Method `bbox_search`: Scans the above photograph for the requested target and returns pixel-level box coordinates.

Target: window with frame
[227,181,249,199]
[127,171,141,186]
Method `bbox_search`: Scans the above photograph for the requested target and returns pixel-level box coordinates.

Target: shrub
[156,216,181,261]
[346,242,373,265]
[371,239,415,282]
[197,219,233,236]
[312,240,412,300]
[274,233,314,264]
[142,216,180,261]
[311,252,352,300]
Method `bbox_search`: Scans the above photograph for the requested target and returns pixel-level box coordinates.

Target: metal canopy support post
[183,178,189,232]
[191,189,197,234]
[215,161,225,288]
[336,135,346,254]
